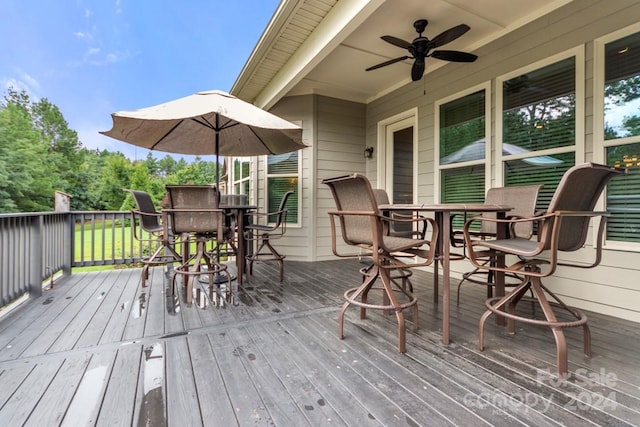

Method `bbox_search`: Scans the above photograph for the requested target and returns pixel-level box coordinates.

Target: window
[436,83,490,228]
[497,48,583,211]
[266,151,299,225]
[596,25,640,246]
[231,157,250,195]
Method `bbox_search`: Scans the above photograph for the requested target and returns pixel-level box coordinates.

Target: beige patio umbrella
[102,89,306,289]
[100,89,306,186]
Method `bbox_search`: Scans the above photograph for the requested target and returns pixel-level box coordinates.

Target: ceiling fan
[366,19,478,81]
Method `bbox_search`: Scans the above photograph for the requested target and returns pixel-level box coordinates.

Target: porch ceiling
[231,0,573,108]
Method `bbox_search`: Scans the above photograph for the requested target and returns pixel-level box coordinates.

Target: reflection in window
[604,32,640,140]
[504,152,574,211]
[437,88,487,213]
[602,30,640,244]
[439,90,485,165]
[606,143,640,243]
[267,152,299,224]
[442,165,485,229]
[503,57,575,153]
[501,55,577,216]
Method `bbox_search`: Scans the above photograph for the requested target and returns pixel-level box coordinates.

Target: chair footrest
[485,296,588,328]
[142,255,180,265]
[462,271,524,287]
[344,286,417,312]
[245,254,285,262]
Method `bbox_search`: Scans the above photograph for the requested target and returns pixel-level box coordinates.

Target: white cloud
[87,47,101,56]
[20,72,40,91]
[88,50,132,66]
[1,72,40,96]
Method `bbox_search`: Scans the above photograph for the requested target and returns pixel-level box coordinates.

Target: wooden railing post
[63,212,73,276]
[29,216,43,298]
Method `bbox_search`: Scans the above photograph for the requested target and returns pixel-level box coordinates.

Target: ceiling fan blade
[381,35,412,49]
[430,50,478,62]
[411,59,425,81]
[366,56,410,71]
[429,24,470,48]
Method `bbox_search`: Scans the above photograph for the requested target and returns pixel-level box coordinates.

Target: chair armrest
[463,210,610,277]
[244,209,288,233]
[327,210,377,258]
[383,210,431,240]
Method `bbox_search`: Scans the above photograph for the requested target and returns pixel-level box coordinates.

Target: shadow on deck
[0,259,638,426]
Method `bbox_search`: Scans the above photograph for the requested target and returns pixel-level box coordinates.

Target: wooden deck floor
[0,259,638,426]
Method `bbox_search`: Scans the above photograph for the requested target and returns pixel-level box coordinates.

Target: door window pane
[392,127,413,204]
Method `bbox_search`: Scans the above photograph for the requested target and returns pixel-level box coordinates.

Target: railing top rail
[0,210,131,219]
[0,211,69,219]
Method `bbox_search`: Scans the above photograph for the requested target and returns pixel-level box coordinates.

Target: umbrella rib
[150,120,184,151]
[191,116,238,132]
[247,127,277,155]
[191,116,216,131]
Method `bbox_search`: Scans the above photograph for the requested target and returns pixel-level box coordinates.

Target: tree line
[0,88,219,213]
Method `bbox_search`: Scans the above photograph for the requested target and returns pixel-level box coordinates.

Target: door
[380,114,417,235]
[381,115,416,204]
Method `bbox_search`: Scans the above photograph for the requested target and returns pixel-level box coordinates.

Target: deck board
[0,259,638,426]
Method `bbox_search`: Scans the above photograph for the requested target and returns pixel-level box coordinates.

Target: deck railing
[0,210,150,310]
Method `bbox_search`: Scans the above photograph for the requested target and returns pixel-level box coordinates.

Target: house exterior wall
[363,0,640,322]
[315,95,367,260]
[256,95,315,261]
[267,94,367,261]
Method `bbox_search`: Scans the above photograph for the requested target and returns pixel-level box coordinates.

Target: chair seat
[478,237,541,257]
[245,223,277,232]
[382,235,429,253]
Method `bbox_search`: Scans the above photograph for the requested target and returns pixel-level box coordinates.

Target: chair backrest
[323,174,379,246]
[483,184,542,237]
[165,185,220,234]
[372,188,416,238]
[542,162,624,251]
[126,189,161,232]
[372,189,390,205]
[273,191,294,227]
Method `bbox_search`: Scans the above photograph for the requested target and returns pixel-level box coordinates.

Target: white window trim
[495,45,585,185]
[434,81,492,202]
[263,150,303,228]
[230,156,252,196]
[594,22,640,252]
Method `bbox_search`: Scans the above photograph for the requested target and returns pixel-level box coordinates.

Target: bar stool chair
[465,163,625,377]
[125,189,181,287]
[455,184,542,305]
[244,191,293,282]
[164,185,231,305]
[323,174,439,353]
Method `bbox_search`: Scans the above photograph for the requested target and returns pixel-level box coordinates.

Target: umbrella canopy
[100,89,306,157]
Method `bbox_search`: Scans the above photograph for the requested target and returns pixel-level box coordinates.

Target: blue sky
[1,0,281,161]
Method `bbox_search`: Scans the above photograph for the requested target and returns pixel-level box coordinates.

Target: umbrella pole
[211,125,237,304]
